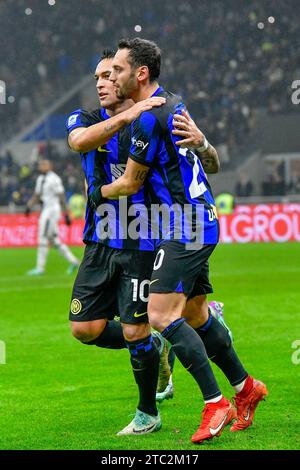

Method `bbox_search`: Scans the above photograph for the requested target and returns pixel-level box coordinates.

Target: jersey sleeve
[66,108,100,134]
[129,112,162,167]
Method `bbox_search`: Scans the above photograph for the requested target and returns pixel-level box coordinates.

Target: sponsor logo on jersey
[131,137,149,151]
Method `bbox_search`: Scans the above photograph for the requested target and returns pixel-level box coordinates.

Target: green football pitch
[0,243,299,450]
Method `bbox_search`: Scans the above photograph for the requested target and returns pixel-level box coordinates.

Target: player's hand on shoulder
[172,109,205,148]
[124,97,166,124]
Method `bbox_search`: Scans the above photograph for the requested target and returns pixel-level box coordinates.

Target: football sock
[85,320,125,349]
[37,244,48,270]
[234,376,253,394]
[205,395,223,404]
[195,314,248,386]
[233,378,247,393]
[126,335,159,416]
[168,346,176,372]
[162,319,221,401]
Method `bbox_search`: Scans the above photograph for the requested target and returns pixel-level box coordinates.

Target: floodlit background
[0,0,299,450]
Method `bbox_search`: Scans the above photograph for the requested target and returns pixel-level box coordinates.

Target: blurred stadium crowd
[0,0,299,206]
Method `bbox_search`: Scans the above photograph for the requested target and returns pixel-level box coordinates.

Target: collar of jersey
[101,108,110,120]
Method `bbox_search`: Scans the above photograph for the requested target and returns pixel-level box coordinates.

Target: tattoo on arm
[135,170,148,182]
[104,123,117,133]
[199,145,220,173]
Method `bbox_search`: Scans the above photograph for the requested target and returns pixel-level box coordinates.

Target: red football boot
[230,376,268,432]
[191,397,237,444]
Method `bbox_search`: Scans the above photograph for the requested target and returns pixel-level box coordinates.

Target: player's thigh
[69,243,117,324]
[148,292,186,331]
[116,249,155,325]
[150,241,217,297]
[148,241,216,329]
[121,322,151,342]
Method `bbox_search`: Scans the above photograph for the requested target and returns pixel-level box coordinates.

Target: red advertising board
[219,203,300,243]
[0,213,85,248]
[0,204,299,247]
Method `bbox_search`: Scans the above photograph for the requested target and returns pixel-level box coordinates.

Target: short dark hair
[118,38,161,82]
[100,49,115,61]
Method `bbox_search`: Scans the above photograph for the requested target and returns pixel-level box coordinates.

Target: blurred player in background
[25,159,80,275]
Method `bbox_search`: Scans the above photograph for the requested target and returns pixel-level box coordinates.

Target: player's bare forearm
[68,114,128,153]
[101,170,148,199]
[198,144,220,174]
[101,176,136,199]
[68,97,166,153]
[101,159,149,199]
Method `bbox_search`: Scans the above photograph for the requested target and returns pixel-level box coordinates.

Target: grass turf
[0,243,299,450]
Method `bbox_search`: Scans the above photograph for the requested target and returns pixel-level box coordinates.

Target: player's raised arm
[172,109,220,173]
[68,97,165,153]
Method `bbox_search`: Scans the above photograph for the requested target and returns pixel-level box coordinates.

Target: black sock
[162,319,221,400]
[126,335,159,416]
[85,320,125,349]
[195,314,248,386]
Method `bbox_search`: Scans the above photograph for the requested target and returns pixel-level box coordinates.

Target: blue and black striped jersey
[66,108,154,251]
[129,87,219,245]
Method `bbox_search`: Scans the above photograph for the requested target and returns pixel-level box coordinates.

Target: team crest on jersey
[70,298,82,315]
[110,163,126,181]
[68,114,79,127]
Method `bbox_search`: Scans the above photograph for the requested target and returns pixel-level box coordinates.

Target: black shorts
[69,243,155,324]
[149,241,217,298]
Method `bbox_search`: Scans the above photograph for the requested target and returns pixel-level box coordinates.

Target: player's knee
[122,322,151,342]
[148,302,174,332]
[71,320,107,343]
[148,311,163,331]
